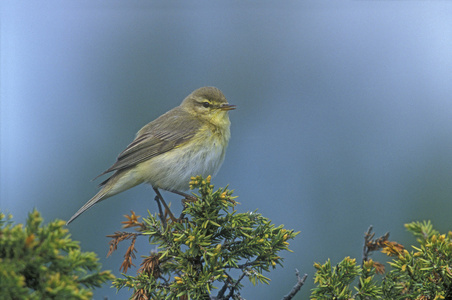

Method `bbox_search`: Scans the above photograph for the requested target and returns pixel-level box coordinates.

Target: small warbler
[67,87,235,225]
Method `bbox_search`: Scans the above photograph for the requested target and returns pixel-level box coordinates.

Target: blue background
[2,1,452,299]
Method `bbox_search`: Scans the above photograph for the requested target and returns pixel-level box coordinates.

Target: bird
[66,86,235,225]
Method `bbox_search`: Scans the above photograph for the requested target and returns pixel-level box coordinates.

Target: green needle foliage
[110,175,299,299]
[383,221,452,299]
[311,257,382,300]
[310,221,452,300]
[0,209,114,300]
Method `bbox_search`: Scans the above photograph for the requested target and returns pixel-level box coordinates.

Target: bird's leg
[153,194,167,229]
[153,187,177,223]
[162,189,197,221]
[166,189,197,201]
[155,188,197,222]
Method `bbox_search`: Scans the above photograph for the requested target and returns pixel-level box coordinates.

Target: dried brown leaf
[381,241,405,257]
[365,231,389,252]
[373,261,386,274]
[122,210,146,230]
[120,235,137,273]
[131,289,149,300]
[138,253,161,278]
[106,231,138,257]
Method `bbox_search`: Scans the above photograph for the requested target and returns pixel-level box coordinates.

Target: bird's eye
[202,102,210,108]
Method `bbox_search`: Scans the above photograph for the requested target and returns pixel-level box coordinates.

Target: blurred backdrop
[2,1,452,299]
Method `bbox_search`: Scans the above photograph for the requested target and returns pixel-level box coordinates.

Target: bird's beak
[220,104,236,111]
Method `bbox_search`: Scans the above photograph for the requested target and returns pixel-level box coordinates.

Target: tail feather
[66,169,142,225]
[66,189,109,225]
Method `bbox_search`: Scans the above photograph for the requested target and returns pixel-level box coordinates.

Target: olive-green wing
[96,107,201,180]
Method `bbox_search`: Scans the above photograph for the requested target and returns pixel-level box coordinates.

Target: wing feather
[96,107,201,181]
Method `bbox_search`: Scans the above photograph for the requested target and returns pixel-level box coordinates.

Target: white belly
[136,135,227,191]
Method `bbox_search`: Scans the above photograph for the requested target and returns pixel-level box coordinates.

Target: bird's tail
[66,170,142,225]
[66,188,110,225]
